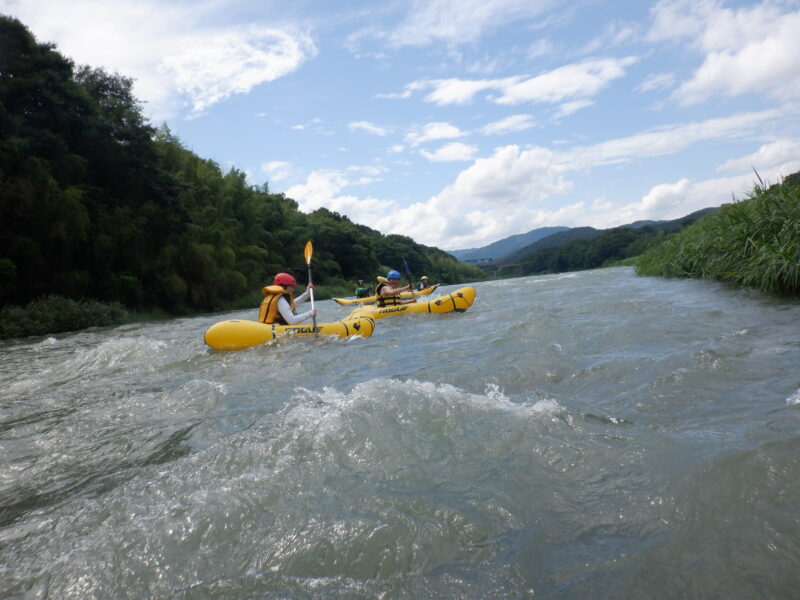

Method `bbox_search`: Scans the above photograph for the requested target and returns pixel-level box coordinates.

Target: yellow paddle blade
[304,240,313,265]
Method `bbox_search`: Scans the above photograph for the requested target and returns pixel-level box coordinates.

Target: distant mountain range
[448,226,569,261]
[449,207,717,264]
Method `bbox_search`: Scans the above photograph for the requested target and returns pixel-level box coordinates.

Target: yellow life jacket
[375,282,401,307]
[258,285,294,324]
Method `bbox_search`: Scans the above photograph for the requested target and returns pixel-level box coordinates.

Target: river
[2,267,799,599]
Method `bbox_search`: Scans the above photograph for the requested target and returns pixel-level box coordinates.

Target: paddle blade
[401,256,411,277]
[304,240,313,265]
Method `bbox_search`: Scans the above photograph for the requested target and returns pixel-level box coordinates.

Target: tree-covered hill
[496,209,717,277]
[0,15,483,336]
[448,226,569,261]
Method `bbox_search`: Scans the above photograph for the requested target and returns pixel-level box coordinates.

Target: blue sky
[4,0,800,250]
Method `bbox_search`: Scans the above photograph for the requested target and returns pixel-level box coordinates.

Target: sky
[3,0,800,251]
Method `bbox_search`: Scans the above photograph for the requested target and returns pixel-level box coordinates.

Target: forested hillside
[0,15,482,335]
[496,209,716,277]
[449,226,569,261]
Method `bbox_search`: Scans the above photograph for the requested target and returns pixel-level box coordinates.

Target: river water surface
[2,267,799,599]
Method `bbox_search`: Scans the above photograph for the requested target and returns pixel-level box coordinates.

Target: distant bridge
[461,258,524,277]
[462,258,496,268]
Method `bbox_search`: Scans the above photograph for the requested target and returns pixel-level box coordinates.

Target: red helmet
[273,272,297,287]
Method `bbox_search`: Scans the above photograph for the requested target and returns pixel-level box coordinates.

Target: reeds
[635,174,800,296]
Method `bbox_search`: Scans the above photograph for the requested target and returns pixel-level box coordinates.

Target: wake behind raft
[204,313,375,351]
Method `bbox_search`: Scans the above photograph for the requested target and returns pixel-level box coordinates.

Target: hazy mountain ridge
[451,208,719,266]
[448,226,569,261]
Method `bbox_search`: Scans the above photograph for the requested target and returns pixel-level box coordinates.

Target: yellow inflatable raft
[348,286,476,320]
[204,314,375,350]
[334,283,439,306]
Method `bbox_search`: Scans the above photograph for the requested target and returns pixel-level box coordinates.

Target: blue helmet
[387,269,401,279]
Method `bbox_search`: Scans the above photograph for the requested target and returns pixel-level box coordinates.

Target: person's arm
[383,285,412,295]
[277,296,314,325]
[295,286,311,304]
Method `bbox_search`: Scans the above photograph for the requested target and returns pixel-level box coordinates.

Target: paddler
[355,279,372,298]
[376,269,416,306]
[258,272,317,324]
[417,275,430,291]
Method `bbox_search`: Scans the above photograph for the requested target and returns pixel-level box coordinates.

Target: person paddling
[376,269,416,306]
[417,275,430,291]
[258,272,317,324]
[355,279,372,298]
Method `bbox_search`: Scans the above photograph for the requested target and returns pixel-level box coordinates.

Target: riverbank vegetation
[635,172,800,296]
[0,16,483,339]
[496,209,714,277]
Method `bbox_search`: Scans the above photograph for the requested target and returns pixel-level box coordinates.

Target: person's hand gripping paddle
[304,241,319,337]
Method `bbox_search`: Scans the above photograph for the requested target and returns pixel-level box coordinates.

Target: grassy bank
[0,296,131,339]
[635,173,800,296]
[0,282,384,340]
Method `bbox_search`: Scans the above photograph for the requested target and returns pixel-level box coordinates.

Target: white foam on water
[787,388,800,405]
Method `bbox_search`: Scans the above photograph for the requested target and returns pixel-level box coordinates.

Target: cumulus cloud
[648,0,800,104]
[602,172,764,228]
[420,142,478,162]
[370,144,573,248]
[285,167,391,223]
[2,0,316,120]
[370,106,794,247]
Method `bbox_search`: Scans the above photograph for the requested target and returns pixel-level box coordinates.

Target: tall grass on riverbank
[0,296,129,339]
[635,174,800,296]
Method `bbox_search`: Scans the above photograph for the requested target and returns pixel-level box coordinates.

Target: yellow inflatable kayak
[334,284,439,306]
[204,314,375,350]
[348,287,476,320]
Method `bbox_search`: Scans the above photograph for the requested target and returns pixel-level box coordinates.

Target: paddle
[401,256,414,293]
[303,240,318,337]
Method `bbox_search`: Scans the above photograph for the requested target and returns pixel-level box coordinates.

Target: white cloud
[285,168,392,223]
[420,78,514,105]
[388,0,557,47]
[603,172,762,227]
[372,144,572,247]
[716,140,800,174]
[636,72,676,93]
[420,142,478,162]
[481,114,536,135]
[372,106,796,248]
[162,26,316,114]
[349,121,389,136]
[495,57,639,105]
[405,122,466,146]
[393,57,638,110]
[560,106,791,170]
[580,21,639,54]
[2,0,316,120]
[553,100,594,118]
[262,160,293,182]
[527,38,554,59]
[648,0,800,104]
